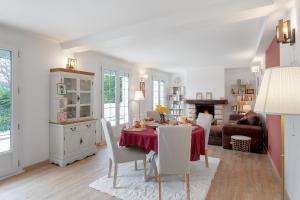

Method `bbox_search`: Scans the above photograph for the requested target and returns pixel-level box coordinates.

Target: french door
[0,47,20,179]
[102,68,129,130]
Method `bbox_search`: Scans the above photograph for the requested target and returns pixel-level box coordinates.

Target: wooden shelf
[50,68,95,76]
[49,118,97,125]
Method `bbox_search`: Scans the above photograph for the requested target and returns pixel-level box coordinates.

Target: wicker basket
[231,135,251,152]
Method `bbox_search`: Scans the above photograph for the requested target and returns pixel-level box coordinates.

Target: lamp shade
[254,66,300,115]
[134,90,144,101]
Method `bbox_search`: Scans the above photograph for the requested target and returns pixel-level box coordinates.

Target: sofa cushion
[247,115,260,126]
[237,116,249,125]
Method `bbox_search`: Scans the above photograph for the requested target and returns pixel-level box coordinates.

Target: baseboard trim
[0,169,24,181]
[23,160,49,172]
[267,152,292,200]
[267,152,280,179]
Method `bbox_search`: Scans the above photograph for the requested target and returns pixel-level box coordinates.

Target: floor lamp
[254,66,300,200]
[134,90,145,120]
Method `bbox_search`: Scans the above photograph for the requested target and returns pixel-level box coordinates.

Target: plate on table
[147,122,159,127]
[124,127,147,132]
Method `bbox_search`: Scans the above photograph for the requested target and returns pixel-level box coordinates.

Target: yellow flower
[155,105,169,113]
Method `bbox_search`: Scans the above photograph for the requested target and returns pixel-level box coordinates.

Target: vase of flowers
[155,105,169,124]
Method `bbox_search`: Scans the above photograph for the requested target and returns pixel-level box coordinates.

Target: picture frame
[238,84,246,94]
[196,92,203,100]
[140,81,145,97]
[57,111,67,122]
[246,89,255,94]
[57,83,67,95]
[206,92,213,100]
[56,97,67,109]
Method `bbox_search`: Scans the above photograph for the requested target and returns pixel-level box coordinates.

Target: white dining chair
[154,126,193,200]
[196,113,213,168]
[147,111,161,121]
[101,119,147,188]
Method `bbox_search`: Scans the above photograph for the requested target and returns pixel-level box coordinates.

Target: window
[153,79,167,109]
[103,69,116,126]
[153,80,159,109]
[160,80,166,106]
[119,72,129,124]
[103,69,129,126]
[0,49,11,153]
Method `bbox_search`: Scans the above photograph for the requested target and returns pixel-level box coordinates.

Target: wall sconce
[140,74,148,82]
[66,58,77,69]
[250,66,260,73]
[139,74,147,97]
[276,19,295,45]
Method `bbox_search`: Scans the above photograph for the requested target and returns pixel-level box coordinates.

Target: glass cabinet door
[79,78,92,118]
[66,92,77,105]
[64,78,77,91]
[80,105,91,118]
[66,106,76,119]
[80,79,91,91]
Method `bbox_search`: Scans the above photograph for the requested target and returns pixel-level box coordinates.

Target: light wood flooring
[0,145,281,200]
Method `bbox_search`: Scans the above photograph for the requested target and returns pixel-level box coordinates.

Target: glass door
[0,48,19,178]
[64,77,77,120]
[79,79,92,118]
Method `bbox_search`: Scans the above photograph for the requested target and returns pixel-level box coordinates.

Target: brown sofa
[222,111,263,153]
[208,125,223,146]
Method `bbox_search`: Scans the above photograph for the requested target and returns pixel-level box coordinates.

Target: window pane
[160,80,166,106]
[0,49,11,153]
[103,69,116,125]
[119,72,129,124]
[153,80,159,109]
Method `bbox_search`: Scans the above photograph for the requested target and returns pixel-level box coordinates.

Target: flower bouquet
[155,105,169,124]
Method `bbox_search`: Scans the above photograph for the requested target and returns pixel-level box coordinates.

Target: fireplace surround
[185,99,228,125]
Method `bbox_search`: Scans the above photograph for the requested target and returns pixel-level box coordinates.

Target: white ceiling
[0,0,293,72]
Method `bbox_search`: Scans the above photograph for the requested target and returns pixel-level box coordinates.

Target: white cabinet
[49,68,97,167]
[49,120,97,167]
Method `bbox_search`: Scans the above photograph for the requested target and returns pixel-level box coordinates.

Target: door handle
[80,138,83,144]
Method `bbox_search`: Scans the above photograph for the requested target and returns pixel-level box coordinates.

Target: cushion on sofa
[236,112,261,126]
[237,116,249,125]
[247,115,260,126]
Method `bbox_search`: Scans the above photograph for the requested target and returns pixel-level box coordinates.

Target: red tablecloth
[119,125,205,161]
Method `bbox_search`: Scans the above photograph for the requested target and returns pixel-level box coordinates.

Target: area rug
[89,157,220,200]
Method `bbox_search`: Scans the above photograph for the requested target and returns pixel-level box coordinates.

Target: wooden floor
[0,145,281,200]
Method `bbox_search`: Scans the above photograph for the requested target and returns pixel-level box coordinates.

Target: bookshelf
[168,86,185,119]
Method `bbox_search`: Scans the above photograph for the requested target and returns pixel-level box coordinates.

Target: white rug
[89,157,220,200]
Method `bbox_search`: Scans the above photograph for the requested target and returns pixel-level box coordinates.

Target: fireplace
[185,99,228,125]
[196,104,215,118]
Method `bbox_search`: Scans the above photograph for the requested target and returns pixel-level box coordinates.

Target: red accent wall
[265,37,282,176]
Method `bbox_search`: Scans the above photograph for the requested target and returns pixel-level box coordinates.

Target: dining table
[119,123,205,161]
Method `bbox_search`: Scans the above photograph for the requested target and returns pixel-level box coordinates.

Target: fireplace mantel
[185,99,228,105]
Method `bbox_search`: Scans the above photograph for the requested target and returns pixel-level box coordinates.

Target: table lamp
[254,66,300,200]
[242,104,252,113]
[134,90,145,120]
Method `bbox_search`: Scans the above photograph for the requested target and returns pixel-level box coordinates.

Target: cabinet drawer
[64,126,80,134]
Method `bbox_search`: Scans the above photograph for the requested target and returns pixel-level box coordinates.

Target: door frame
[0,43,22,180]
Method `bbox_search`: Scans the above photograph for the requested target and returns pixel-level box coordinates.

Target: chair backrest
[147,111,160,121]
[101,119,119,162]
[196,113,213,149]
[157,126,192,175]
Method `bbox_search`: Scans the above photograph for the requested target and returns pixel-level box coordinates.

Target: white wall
[0,24,72,167]
[75,51,171,140]
[224,68,256,121]
[0,25,171,168]
[174,68,225,100]
[279,1,300,199]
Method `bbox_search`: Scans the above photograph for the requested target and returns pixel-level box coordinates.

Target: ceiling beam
[61,3,277,51]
